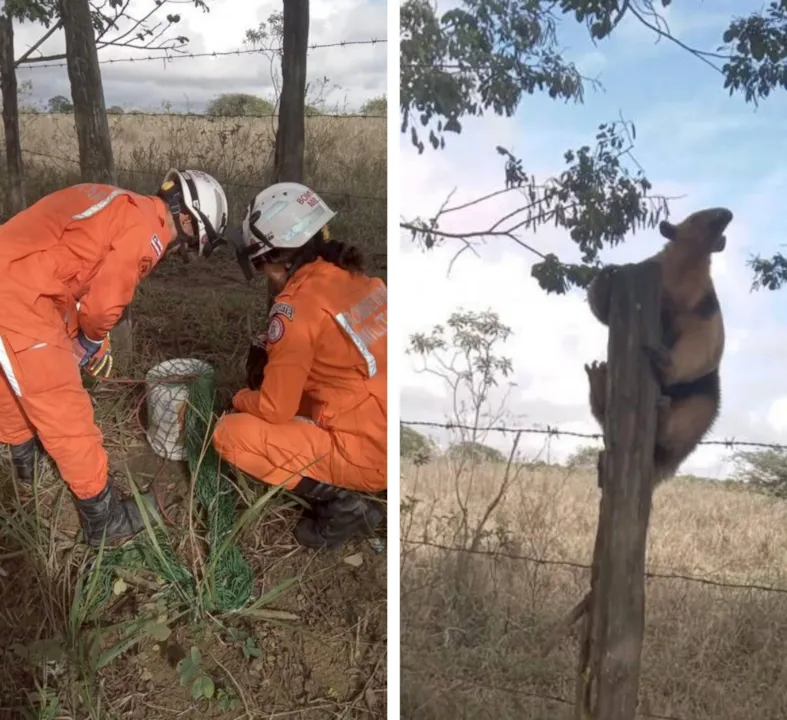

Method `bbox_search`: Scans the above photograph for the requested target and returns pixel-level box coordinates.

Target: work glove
[245,333,268,390]
[73,331,113,378]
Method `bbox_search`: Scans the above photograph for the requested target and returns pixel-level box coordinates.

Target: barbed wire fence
[400,417,787,720]
[5,36,388,267]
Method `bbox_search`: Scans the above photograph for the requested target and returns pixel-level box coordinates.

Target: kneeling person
[213,183,387,550]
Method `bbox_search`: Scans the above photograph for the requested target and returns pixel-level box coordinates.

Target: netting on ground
[86,361,253,617]
[184,368,254,611]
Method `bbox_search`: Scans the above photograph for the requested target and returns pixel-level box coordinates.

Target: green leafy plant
[226,627,262,660]
[177,647,215,701]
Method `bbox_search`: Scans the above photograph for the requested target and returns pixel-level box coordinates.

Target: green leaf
[143,621,171,642]
[191,673,215,700]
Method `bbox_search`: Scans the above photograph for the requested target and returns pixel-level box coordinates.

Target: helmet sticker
[267,315,285,344]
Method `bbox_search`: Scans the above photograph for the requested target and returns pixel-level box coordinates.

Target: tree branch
[14,18,62,67]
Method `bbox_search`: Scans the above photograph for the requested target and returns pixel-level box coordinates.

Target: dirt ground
[0,251,388,719]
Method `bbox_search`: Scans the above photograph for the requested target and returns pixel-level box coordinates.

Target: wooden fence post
[577,260,662,720]
[0,11,25,215]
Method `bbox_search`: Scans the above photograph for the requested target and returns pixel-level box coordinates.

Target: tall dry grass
[401,458,787,719]
[0,112,387,272]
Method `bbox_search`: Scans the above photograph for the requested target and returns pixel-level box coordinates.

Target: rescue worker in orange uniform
[0,169,229,546]
[213,182,386,550]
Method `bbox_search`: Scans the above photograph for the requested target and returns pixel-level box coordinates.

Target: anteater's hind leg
[585,360,607,428]
[654,391,719,483]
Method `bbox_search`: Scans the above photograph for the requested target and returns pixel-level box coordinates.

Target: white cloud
[13,0,386,111]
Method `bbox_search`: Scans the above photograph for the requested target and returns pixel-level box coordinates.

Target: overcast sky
[399,0,787,481]
[12,0,386,112]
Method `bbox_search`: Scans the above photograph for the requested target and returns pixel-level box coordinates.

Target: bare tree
[13,0,209,67]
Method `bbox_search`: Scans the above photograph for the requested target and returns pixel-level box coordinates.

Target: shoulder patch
[150,234,164,258]
[138,256,153,279]
[269,302,294,321]
[267,315,285,344]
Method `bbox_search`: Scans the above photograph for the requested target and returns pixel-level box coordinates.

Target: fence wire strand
[401,418,787,451]
[18,109,386,120]
[402,538,787,594]
[19,38,387,71]
[401,668,691,720]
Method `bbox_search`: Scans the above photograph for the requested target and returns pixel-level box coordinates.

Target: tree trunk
[270,0,309,311]
[0,13,25,217]
[274,0,309,184]
[60,0,116,185]
[60,0,132,370]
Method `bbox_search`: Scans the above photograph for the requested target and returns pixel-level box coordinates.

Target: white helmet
[161,168,229,257]
[233,182,336,279]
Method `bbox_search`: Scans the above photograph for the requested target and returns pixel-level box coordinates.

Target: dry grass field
[401,456,787,720]
[0,112,387,719]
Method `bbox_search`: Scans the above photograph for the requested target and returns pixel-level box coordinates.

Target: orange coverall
[0,183,173,498]
[212,258,387,493]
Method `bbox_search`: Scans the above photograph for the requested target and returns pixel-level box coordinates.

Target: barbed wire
[18,109,385,120]
[401,419,787,452]
[19,38,387,71]
[402,538,787,595]
[20,148,386,203]
[400,668,689,720]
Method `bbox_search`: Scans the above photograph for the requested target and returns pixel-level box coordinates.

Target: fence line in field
[402,417,787,594]
[402,415,787,717]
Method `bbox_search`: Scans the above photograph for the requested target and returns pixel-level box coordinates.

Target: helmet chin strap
[158,179,197,263]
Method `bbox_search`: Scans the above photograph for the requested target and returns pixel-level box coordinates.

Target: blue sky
[399,1,787,479]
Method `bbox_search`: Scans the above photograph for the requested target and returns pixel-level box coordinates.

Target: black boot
[290,477,384,550]
[73,477,162,547]
[10,436,50,485]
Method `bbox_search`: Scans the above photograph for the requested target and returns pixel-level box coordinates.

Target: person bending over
[0,169,229,546]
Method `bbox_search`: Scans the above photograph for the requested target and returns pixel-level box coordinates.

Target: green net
[86,363,253,616]
[183,370,254,612]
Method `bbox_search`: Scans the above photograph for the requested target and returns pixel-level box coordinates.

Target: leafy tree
[244,10,337,115]
[448,440,506,464]
[206,93,275,117]
[733,448,787,498]
[407,308,525,550]
[401,424,436,463]
[361,94,387,116]
[47,94,72,113]
[400,0,787,293]
[566,444,600,470]
[106,105,124,114]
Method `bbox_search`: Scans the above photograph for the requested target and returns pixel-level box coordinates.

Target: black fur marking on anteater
[585,206,731,485]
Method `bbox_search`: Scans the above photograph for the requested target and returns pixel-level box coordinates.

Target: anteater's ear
[659,220,677,241]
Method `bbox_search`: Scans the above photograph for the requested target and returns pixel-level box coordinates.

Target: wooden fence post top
[591,259,663,720]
